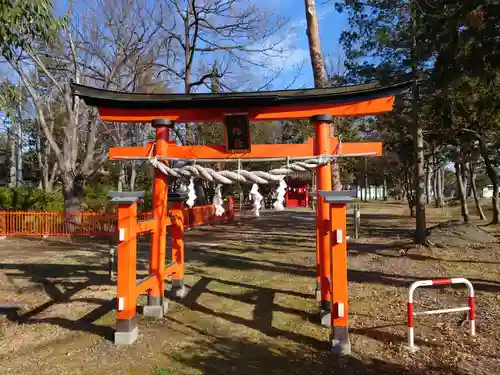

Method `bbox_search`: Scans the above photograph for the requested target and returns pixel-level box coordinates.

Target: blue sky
[53,0,348,92]
[259,0,349,89]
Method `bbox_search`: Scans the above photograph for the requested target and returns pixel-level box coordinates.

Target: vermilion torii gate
[71,80,411,349]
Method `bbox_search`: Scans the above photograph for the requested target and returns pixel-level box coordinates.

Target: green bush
[83,184,115,213]
[0,185,191,213]
[0,187,64,211]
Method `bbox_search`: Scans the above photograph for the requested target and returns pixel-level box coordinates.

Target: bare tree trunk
[330,126,342,191]
[434,166,444,208]
[36,128,47,191]
[469,163,485,220]
[493,184,500,224]
[36,114,56,192]
[63,174,85,213]
[473,133,500,224]
[425,159,430,205]
[42,162,49,191]
[8,126,16,188]
[47,162,57,193]
[433,167,438,207]
[16,116,22,186]
[455,162,469,222]
[115,128,125,191]
[406,189,416,217]
[364,158,368,202]
[130,162,137,191]
[383,174,388,200]
[117,163,126,192]
[404,168,416,217]
[304,0,341,191]
[439,168,445,206]
[304,0,328,88]
[411,1,426,244]
[195,183,206,205]
[461,162,469,199]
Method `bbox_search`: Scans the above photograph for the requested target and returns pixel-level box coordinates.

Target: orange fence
[0,200,234,237]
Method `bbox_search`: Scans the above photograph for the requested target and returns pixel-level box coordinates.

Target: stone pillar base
[143,296,168,318]
[320,300,331,327]
[330,326,351,355]
[169,279,187,299]
[115,327,138,345]
[115,316,138,345]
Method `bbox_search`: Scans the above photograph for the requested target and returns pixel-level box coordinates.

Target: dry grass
[0,201,499,375]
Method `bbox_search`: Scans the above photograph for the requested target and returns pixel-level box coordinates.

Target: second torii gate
[71,79,411,348]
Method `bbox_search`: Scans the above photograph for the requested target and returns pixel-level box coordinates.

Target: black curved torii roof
[70,80,413,110]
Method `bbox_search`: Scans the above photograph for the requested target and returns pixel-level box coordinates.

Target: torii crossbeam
[108,137,382,161]
[71,79,411,351]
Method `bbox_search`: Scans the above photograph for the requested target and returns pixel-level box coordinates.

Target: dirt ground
[0,201,499,375]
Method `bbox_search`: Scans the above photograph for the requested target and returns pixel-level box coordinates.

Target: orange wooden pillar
[319,190,357,355]
[228,195,235,221]
[312,114,333,325]
[169,197,187,299]
[144,119,172,317]
[111,192,144,345]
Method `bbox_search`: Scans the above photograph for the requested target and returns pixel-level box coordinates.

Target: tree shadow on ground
[0,262,115,340]
[180,276,323,350]
[358,226,414,239]
[349,239,500,265]
[348,269,500,293]
[348,242,396,254]
[185,222,314,254]
[177,276,443,352]
[182,244,500,294]
[228,210,415,241]
[186,247,316,278]
[17,235,114,250]
[165,319,468,375]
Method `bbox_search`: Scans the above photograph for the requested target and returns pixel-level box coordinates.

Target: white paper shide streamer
[250,183,263,217]
[186,178,197,207]
[273,179,287,211]
[213,184,225,217]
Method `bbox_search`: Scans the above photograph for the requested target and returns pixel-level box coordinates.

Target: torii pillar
[143,118,173,317]
[319,190,357,355]
[312,114,333,325]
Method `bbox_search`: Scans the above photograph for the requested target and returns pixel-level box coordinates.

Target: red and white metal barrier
[407,278,475,350]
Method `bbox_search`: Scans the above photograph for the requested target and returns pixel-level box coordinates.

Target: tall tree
[335,0,433,242]
[0,81,24,187]
[80,0,164,191]
[2,1,115,212]
[152,0,289,147]
[428,1,500,223]
[0,0,62,189]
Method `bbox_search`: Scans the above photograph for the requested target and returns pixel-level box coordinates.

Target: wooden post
[145,119,172,317]
[319,190,355,355]
[330,202,350,354]
[228,195,235,221]
[312,114,333,324]
[364,157,369,202]
[113,196,140,345]
[353,204,360,240]
[170,198,186,299]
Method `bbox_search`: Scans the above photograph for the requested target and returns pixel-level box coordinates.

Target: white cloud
[246,21,309,72]
[246,5,334,73]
